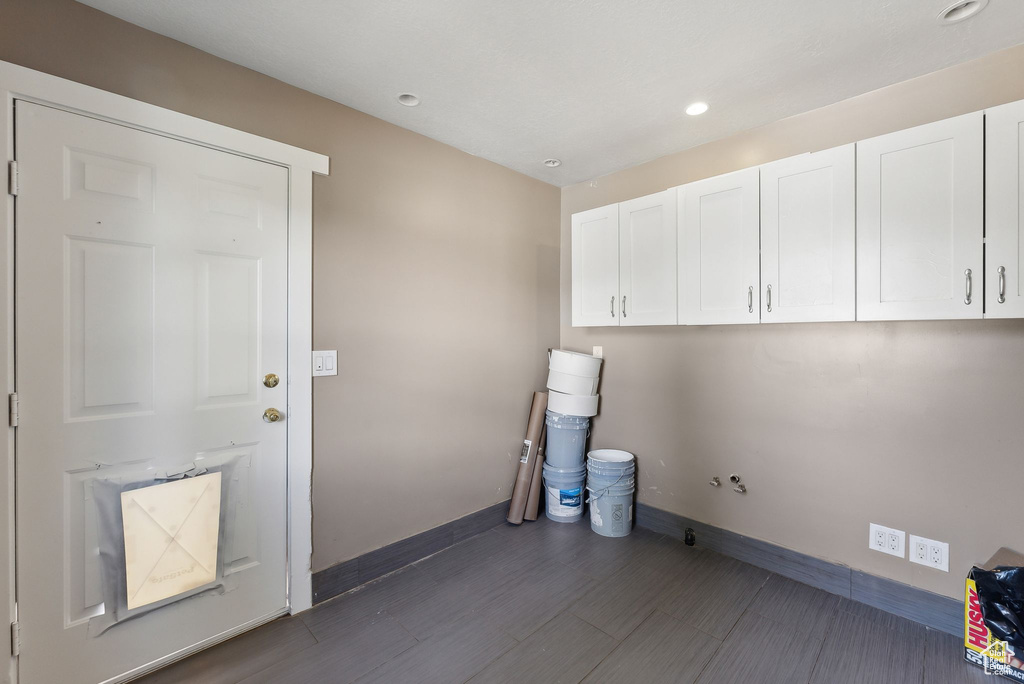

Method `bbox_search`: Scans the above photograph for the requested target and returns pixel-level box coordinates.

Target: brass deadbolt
[263,373,280,388]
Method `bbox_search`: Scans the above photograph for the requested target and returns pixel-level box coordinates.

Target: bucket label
[560,487,581,507]
[611,503,624,531]
[546,486,581,516]
[519,439,532,464]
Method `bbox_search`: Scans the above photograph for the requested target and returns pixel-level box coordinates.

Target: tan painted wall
[0,0,560,572]
[561,44,1024,599]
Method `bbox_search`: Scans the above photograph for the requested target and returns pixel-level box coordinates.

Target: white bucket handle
[585,469,631,502]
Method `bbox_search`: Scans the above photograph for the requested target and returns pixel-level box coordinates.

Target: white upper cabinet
[619,190,677,326]
[856,112,983,321]
[985,99,1024,318]
[760,144,856,323]
[572,203,619,326]
[678,168,760,325]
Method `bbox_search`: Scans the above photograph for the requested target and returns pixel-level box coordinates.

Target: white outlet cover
[909,534,949,572]
[592,346,603,359]
[869,523,905,558]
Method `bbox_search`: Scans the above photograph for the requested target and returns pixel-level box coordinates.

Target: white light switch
[312,350,337,377]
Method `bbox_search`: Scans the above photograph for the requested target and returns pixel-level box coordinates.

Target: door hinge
[8,393,18,427]
[7,161,17,197]
[10,621,19,657]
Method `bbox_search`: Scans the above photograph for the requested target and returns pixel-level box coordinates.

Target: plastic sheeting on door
[88,457,244,637]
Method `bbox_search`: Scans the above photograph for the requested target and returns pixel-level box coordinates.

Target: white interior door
[618,190,677,326]
[678,168,760,325]
[856,112,983,321]
[14,102,289,684]
[986,98,1024,318]
[760,144,856,323]
[572,203,619,327]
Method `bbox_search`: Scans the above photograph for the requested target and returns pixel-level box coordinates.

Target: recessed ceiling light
[685,101,709,116]
[397,93,420,107]
[937,0,988,25]
[543,159,561,168]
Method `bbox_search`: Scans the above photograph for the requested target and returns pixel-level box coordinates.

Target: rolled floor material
[506,391,548,525]
[524,425,546,521]
[547,390,599,417]
[546,369,599,396]
[549,349,602,378]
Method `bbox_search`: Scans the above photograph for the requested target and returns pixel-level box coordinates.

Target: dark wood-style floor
[138,515,983,684]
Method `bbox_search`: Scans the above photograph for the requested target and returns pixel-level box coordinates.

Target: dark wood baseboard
[635,502,962,636]
[312,498,961,637]
[312,499,510,605]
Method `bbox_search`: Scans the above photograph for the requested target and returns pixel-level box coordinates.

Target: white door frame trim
[0,60,328,684]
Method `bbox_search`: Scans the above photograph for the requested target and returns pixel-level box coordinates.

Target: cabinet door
[760,144,855,323]
[678,168,760,325]
[856,112,983,321]
[572,203,619,326]
[619,190,677,326]
[986,99,1024,318]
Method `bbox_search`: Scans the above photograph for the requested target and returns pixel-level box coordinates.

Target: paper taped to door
[121,472,222,610]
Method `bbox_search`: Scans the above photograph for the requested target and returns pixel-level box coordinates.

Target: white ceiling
[78,0,1024,186]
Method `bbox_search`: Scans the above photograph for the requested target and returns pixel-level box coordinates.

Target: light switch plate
[312,350,337,377]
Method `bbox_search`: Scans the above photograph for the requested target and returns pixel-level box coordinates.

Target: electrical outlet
[869,523,905,558]
[909,534,949,572]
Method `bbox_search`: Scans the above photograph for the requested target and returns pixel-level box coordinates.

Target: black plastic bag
[974,565,1024,656]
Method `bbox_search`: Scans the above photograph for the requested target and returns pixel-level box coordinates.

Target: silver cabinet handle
[998,266,1006,304]
[610,296,615,317]
[766,284,772,313]
[747,286,753,313]
[964,268,973,305]
[622,296,627,318]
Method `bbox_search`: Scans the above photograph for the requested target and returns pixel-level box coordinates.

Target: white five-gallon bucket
[544,410,590,468]
[586,449,636,537]
[542,462,586,523]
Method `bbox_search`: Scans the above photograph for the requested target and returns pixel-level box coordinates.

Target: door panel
[678,168,760,325]
[619,191,677,326]
[196,252,260,406]
[66,238,156,419]
[857,112,983,320]
[986,99,1024,317]
[760,144,855,323]
[572,204,619,326]
[15,101,290,684]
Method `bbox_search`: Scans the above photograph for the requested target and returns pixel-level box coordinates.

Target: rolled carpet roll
[524,424,546,521]
[507,391,548,525]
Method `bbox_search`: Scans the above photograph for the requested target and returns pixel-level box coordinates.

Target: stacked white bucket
[586,449,636,537]
[542,350,601,524]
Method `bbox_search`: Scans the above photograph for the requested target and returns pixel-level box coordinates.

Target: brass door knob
[263,408,282,423]
[263,373,280,388]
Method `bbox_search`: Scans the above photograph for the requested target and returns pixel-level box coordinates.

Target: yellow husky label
[965,577,990,654]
